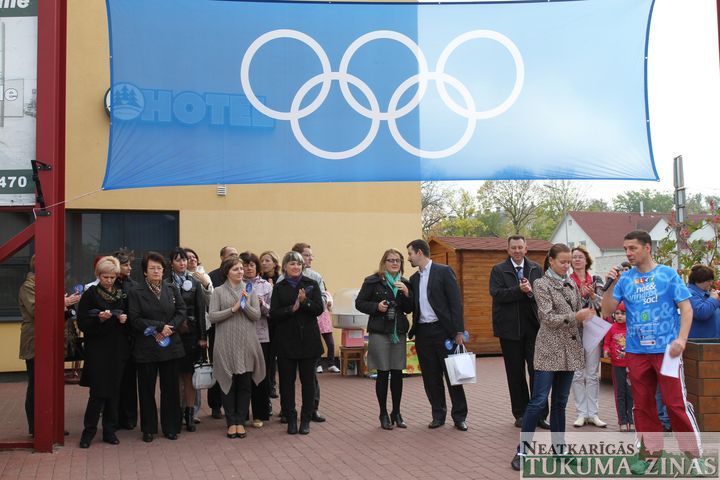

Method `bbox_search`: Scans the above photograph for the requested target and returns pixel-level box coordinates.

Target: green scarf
[384,271,401,344]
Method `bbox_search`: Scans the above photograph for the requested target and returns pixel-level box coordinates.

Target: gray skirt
[367,332,407,371]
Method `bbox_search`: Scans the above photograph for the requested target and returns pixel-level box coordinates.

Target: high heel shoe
[236,425,247,439]
[227,425,237,438]
[390,412,407,429]
[379,413,393,430]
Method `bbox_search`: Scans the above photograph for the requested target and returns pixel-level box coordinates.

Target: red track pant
[626,352,701,456]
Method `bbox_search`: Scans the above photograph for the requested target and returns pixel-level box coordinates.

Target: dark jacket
[77,285,131,397]
[489,257,542,340]
[128,281,186,363]
[408,262,464,339]
[209,267,225,292]
[269,275,324,359]
[355,274,413,335]
[164,275,206,343]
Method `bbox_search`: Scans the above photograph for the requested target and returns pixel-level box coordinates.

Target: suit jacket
[128,281,186,363]
[489,257,542,340]
[408,262,464,339]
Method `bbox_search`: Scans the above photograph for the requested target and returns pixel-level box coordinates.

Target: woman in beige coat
[208,256,266,439]
[511,244,595,471]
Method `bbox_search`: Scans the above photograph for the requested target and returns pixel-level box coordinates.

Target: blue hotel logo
[109,83,274,128]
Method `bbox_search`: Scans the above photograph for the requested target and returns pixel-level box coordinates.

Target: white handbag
[192,349,216,390]
[444,344,477,385]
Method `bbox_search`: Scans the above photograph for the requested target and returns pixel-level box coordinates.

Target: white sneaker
[327,365,340,373]
[573,416,586,428]
[316,365,323,373]
[588,415,607,428]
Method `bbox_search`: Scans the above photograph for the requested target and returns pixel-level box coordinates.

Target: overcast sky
[454,0,720,203]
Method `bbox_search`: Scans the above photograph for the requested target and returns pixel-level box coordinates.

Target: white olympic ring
[240,29,524,160]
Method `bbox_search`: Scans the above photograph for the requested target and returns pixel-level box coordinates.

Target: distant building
[549,211,716,276]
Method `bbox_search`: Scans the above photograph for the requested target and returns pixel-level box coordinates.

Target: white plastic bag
[444,344,477,385]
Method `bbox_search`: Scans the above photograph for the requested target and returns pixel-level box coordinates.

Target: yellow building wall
[0,1,423,372]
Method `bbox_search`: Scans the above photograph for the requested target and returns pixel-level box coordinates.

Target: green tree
[612,189,674,213]
[586,198,611,212]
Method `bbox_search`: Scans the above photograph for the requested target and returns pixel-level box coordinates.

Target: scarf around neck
[384,271,400,297]
[286,274,302,289]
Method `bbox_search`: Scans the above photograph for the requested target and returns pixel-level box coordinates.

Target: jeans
[519,370,574,454]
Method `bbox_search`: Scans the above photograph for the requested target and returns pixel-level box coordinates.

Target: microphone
[602,264,625,291]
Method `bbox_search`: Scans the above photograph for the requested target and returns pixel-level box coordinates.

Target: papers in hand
[582,316,612,352]
[660,344,681,378]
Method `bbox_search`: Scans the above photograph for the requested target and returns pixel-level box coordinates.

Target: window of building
[65,210,179,289]
[0,213,34,320]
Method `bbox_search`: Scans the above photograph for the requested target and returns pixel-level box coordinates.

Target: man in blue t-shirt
[602,230,700,461]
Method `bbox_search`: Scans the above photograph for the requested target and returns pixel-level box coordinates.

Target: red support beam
[0,224,35,264]
[33,0,67,453]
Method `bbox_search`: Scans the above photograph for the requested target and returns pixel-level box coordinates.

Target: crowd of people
[18,239,469,447]
[17,230,715,469]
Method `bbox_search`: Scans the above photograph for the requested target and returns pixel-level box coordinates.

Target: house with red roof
[549,211,716,276]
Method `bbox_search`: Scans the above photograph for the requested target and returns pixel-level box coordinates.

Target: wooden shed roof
[430,236,553,252]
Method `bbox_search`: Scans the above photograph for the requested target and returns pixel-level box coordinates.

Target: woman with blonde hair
[76,256,131,448]
[355,249,413,429]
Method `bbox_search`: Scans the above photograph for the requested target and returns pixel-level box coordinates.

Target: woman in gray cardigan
[208,256,266,439]
[511,243,595,471]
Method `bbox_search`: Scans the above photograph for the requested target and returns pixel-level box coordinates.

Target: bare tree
[421,181,452,237]
[477,180,542,234]
[540,180,588,218]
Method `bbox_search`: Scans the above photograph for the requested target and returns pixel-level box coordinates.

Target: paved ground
[0,357,619,480]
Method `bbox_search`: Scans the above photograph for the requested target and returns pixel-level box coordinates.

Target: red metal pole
[33,0,67,452]
[0,224,34,264]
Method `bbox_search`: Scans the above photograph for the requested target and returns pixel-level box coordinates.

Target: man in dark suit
[489,235,549,429]
[207,245,238,418]
[406,239,468,431]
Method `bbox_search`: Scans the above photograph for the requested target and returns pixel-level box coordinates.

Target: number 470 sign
[0,170,33,194]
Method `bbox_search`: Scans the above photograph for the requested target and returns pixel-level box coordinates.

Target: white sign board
[0,0,38,206]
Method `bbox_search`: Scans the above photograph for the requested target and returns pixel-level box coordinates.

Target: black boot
[185,407,196,432]
[379,413,393,430]
[299,414,311,435]
[79,429,93,449]
[286,411,298,435]
[390,412,407,429]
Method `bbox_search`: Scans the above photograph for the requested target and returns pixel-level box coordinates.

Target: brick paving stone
[0,357,622,479]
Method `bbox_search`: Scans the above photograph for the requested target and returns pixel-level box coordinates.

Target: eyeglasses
[386,258,402,263]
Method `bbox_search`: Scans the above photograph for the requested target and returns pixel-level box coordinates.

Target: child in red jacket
[603,302,634,431]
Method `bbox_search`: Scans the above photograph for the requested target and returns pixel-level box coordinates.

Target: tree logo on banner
[240,29,524,160]
[111,83,145,121]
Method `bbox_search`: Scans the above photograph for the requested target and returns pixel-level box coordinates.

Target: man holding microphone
[601,230,700,468]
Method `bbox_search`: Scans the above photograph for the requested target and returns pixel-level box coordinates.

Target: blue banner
[103,0,657,189]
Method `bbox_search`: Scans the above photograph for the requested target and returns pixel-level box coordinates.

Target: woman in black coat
[76,256,131,448]
[166,247,207,432]
[269,251,324,435]
[355,248,413,430]
[128,251,186,443]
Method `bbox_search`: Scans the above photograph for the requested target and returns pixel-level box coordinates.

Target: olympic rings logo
[240,29,524,160]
